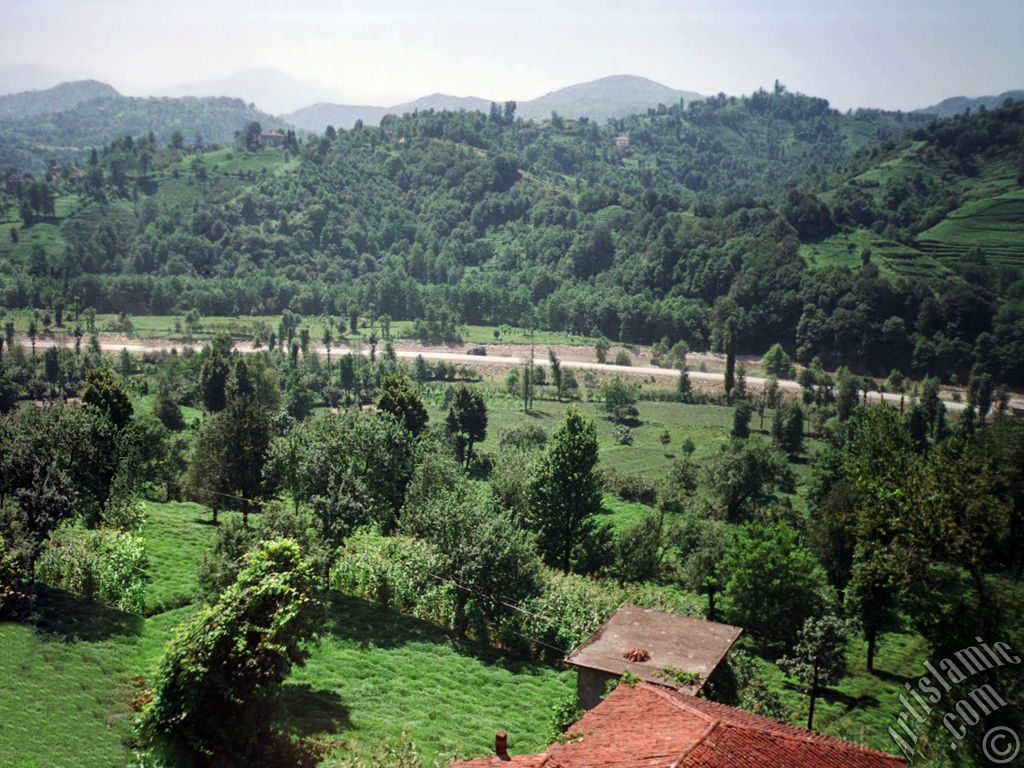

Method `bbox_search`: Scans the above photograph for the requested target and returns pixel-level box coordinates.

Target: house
[612,134,630,149]
[564,604,742,709]
[450,681,906,768]
[259,130,286,148]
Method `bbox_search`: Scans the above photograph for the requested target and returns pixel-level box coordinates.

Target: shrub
[613,424,634,445]
[602,467,658,505]
[333,531,454,626]
[333,532,701,661]
[614,349,632,366]
[601,377,639,423]
[549,689,583,740]
[499,423,548,452]
[35,527,146,613]
[511,571,703,659]
[612,513,665,583]
[0,533,32,618]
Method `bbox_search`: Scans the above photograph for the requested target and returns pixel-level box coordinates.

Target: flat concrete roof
[564,604,743,695]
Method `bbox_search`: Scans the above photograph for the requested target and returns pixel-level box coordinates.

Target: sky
[1,0,1022,111]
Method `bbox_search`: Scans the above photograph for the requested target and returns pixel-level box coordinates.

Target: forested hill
[0,80,119,119]
[915,89,1024,119]
[2,90,1023,384]
[0,82,285,173]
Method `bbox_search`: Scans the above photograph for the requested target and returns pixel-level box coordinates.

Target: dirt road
[26,335,1024,413]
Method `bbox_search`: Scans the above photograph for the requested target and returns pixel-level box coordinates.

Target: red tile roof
[450,683,905,768]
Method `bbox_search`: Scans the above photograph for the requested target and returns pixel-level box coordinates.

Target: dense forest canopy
[2,88,1023,384]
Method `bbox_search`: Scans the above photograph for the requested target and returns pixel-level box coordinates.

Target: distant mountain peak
[0,80,120,120]
[158,68,339,115]
[283,74,704,132]
[915,89,1024,118]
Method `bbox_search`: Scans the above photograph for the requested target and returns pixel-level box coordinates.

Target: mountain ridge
[915,89,1024,118]
[0,80,121,120]
[283,74,705,131]
[157,68,339,116]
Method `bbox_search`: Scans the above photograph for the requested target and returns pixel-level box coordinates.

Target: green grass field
[749,628,930,753]
[1,501,574,767]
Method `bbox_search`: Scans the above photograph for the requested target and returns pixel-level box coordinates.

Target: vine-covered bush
[35,527,146,613]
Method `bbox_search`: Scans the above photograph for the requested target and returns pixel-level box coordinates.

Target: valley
[1,12,1022,767]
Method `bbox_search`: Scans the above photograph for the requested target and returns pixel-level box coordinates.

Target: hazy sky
[2,0,1022,110]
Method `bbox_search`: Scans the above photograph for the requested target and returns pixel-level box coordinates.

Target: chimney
[495,731,509,759]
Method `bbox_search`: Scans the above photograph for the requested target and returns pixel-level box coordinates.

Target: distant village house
[259,130,286,148]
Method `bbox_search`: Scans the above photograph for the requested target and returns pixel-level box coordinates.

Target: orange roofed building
[450,682,905,768]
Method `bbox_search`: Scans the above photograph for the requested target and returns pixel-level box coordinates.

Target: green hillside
[2,92,1022,383]
[917,188,1024,269]
[0,82,287,173]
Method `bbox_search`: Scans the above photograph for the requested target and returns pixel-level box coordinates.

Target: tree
[966,364,994,428]
[779,615,858,729]
[548,349,563,399]
[760,376,781,429]
[376,374,428,436]
[835,367,860,421]
[82,366,133,431]
[27,318,37,359]
[154,379,185,431]
[734,363,747,400]
[322,324,333,364]
[595,338,609,364]
[268,411,416,540]
[732,401,753,438]
[908,376,946,446]
[723,326,736,402]
[401,449,543,635]
[772,400,805,455]
[0,402,119,561]
[283,378,316,421]
[845,558,897,674]
[677,361,691,399]
[612,512,666,584]
[186,395,272,525]
[601,377,639,424]
[528,407,605,572]
[722,521,828,649]
[678,517,733,621]
[762,343,794,378]
[413,354,429,383]
[200,343,231,412]
[446,384,487,465]
[706,440,795,523]
[241,121,262,151]
[138,540,322,766]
